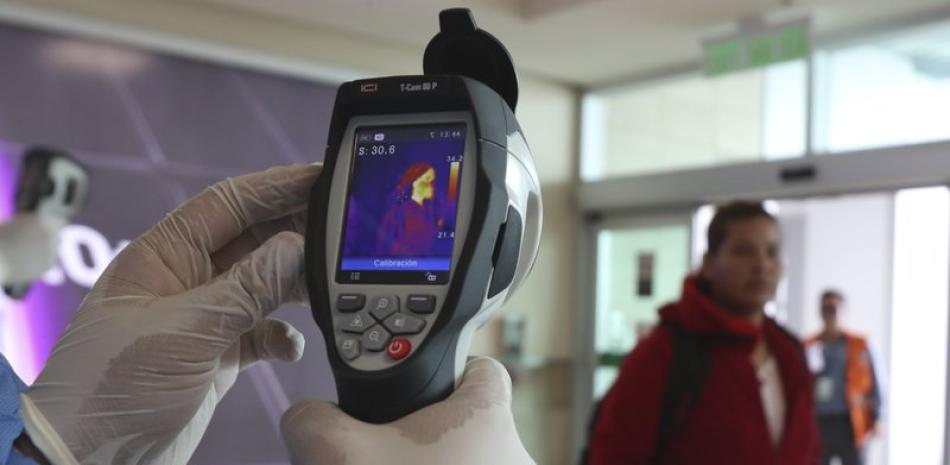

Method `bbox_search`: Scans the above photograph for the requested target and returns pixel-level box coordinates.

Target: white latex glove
[19,164,321,465]
[0,213,64,285]
[281,357,536,465]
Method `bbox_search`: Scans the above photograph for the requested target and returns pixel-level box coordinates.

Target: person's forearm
[13,433,52,465]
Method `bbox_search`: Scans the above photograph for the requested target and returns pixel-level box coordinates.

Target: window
[582,61,806,181]
[815,20,950,153]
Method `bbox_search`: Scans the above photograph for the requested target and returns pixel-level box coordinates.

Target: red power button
[387,337,412,360]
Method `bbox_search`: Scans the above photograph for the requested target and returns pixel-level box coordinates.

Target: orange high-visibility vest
[804,332,877,446]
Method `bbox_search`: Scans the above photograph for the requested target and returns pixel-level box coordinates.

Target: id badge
[816,376,835,402]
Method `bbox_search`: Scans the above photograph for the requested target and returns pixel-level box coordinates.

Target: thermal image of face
[411,167,436,206]
[376,163,440,256]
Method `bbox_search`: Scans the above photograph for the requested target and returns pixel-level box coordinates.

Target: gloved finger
[239,318,306,371]
[124,164,320,291]
[248,209,308,245]
[211,209,308,275]
[163,163,317,251]
[187,231,306,342]
[281,399,365,465]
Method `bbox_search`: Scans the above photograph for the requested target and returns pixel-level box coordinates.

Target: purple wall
[0,21,339,465]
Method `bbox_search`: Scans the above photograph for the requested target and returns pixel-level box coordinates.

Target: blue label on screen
[338,123,465,283]
[340,257,452,271]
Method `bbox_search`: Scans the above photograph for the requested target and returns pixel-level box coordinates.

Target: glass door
[591,213,692,399]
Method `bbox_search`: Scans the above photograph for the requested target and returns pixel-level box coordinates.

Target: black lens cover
[423,8,519,111]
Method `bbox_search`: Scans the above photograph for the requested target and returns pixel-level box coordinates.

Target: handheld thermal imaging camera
[306,8,543,423]
[3,147,88,298]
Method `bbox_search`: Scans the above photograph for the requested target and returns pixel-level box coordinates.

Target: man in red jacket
[588,201,820,465]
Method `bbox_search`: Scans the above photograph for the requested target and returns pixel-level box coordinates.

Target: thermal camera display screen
[337,123,466,285]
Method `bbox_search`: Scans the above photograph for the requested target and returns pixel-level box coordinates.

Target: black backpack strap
[652,323,711,465]
[578,324,711,465]
[578,399,603,465]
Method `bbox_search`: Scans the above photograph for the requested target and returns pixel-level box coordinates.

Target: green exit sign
[704,20,810,76]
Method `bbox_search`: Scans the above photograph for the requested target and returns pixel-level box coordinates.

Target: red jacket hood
[659,275,761,340]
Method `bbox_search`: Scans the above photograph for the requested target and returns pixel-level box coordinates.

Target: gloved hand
[19,164,321,465]
[281,357,536,465]
[0,213,64,285]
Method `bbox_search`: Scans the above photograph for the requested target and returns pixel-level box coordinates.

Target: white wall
[779,194,893,351]
[777,193,894,465]
[3,0,580,361]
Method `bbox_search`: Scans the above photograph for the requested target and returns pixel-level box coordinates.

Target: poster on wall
[636,251,655,297]
[0,20,339,464]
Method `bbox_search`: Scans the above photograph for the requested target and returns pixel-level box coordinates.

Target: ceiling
[194,0,950,86]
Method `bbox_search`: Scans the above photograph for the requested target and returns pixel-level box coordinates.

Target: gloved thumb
[451,357,514,408]
[239,318,306,370]
[378,357,515,446]
[188,230,306,343]
[281,399,364,464]
[279,359,526,465]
